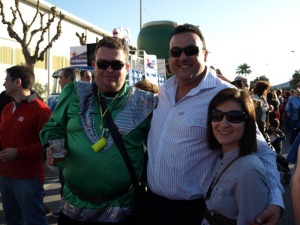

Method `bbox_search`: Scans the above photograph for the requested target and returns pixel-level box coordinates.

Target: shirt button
[178,112,184,115]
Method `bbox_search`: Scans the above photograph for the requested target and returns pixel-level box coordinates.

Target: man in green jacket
[40,36,155,224]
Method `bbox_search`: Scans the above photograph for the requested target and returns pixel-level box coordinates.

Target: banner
[144,53,158,85]
[70,46,88,66]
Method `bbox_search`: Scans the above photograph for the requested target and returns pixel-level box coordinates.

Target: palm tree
[236,63,252,76]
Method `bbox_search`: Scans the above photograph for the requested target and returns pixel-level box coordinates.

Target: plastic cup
[49,139,66,167]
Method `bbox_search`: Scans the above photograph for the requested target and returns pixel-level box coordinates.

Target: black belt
[67,182,133,204]
[148,188,205,205]
[204,208,237,225]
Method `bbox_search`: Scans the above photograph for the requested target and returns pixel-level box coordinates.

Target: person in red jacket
[0,65,51,225]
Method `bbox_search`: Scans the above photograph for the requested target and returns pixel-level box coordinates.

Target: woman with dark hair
[202,88,269,225]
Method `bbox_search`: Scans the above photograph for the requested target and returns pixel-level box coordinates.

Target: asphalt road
[0,132,297,225]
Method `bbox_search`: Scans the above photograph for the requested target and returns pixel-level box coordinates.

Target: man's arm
[292,145,300,225]
[40,83,75,160]
[249,126,284,225]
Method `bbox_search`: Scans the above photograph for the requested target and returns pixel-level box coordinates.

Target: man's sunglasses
[4,77,14,81]
[96,60,125,70]
[169,45,200,57]
[212,109,247,123]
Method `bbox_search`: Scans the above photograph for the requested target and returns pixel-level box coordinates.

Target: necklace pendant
[92,137,107,153]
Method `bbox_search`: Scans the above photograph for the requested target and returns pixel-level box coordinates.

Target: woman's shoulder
[238,154,265,171]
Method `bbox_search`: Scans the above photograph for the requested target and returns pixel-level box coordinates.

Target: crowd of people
[0,23,299,225]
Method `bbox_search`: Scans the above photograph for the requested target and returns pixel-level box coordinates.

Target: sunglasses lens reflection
[212,110,246,123]
[96,60,125,70]
[170,46,199,57]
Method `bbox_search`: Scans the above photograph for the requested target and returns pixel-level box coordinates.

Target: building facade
[0,0,111,94]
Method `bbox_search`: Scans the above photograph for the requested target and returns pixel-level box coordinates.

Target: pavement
[0,132,297,225]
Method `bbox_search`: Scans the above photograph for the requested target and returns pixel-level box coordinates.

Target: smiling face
[212,100,245,153]
[168,32,208,86]
[93,46,129,93]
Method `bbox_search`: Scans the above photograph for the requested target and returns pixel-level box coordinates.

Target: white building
[0,0,111,94]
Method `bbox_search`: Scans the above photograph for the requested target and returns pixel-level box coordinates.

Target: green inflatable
[137,20,178,78]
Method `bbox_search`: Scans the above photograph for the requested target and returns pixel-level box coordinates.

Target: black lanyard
[205,156,240,201]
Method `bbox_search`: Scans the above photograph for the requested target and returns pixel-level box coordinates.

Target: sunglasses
[96,59,125,70]
[212,109,247,123]
[4,77,13,81]
[169,45,200,57]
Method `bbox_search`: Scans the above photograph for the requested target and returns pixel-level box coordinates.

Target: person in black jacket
[0,90,12,118]
[0,90,43,119]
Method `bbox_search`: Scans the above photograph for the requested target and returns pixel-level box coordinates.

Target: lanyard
[97,91,119,131]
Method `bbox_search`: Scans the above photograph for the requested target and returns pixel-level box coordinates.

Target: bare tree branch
[76,32,86,45]
[0,1,22,44]
[28,0,40,28]
[27,12,44,47]
[37,10,64,62]
[0,0,64,68]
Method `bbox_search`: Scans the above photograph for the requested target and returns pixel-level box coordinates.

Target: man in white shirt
[146,23,284,225]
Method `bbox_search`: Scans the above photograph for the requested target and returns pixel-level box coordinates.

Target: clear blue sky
[46,0,300,85]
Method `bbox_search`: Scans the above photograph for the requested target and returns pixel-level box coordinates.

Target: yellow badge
[92,137,107,152]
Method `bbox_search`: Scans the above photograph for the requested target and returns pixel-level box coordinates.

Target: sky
[46,0,300,86]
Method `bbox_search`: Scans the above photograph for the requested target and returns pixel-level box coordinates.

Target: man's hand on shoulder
[248,204,282,225]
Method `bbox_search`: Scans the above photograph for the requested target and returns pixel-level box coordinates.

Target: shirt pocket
[210,184,225,208]
[186,114,207,128]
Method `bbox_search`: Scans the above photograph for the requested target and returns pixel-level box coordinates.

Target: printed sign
[144,53,158,85]
[70,46,88,66]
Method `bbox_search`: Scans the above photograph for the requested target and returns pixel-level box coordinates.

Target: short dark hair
[63,67,79,81]
[170,23,206,50]
[267,92,273,99]
[6,65,35,89]
[94,36,129,62]
[80,70,91,79]
[230,80,244,89]
[207,88,257,156]
[270,118,280,129]
[216,69,222,75]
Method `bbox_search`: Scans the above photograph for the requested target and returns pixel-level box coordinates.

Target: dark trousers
[58,167,64,197]
[146,188,205,225]
[58,212,134,225]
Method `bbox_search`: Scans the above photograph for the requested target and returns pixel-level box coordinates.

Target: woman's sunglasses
[169,45,200,57]
[96,59,125,70]
[212,109,247,123]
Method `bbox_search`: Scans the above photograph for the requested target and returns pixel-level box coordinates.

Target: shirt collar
[13,92,37,104]
[166,66,234,96]
[220,147,240,160]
